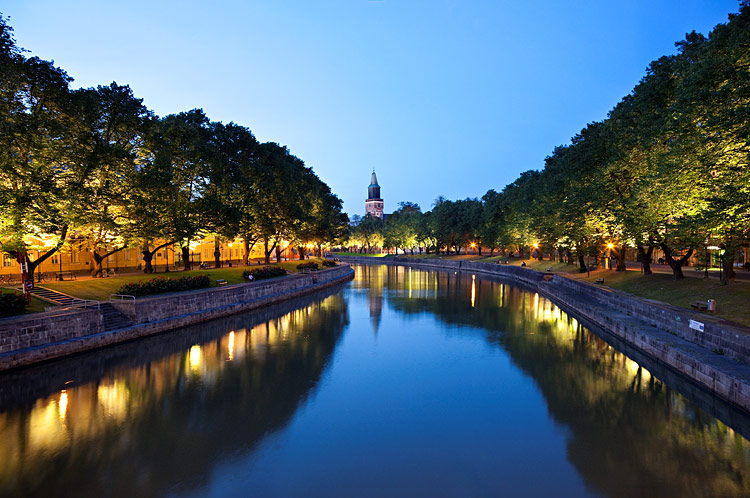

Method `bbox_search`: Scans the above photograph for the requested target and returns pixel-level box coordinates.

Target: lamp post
[606,242,614,270]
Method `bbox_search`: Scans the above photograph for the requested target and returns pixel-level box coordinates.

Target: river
[0,264,748,497]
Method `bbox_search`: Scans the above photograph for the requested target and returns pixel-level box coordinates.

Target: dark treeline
[348,4,749,284]
[0,14,348,278]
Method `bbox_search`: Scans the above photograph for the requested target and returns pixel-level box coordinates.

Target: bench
[595,277,604,284]
[543,272,554,282]
[691,300,709,312]
[56,271,76,281]
[216,279,228,286]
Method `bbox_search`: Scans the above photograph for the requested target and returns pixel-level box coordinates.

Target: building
[0,237,276,279]
[365,170,384,219]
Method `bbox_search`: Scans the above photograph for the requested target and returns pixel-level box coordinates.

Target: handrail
[109,294,135,303]
[71,299,101,310]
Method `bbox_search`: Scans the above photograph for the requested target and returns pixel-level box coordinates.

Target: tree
[0,17,73,280]
[66,83,152,277]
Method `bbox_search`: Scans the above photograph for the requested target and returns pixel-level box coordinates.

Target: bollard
[707,299,716,312]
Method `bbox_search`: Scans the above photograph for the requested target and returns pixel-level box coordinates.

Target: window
[2,254,13,267]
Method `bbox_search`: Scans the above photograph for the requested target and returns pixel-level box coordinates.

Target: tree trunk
[721,248,736,285]
[636,244,653,275]
[182,245,191,270]
[578,252,586,272]
[90,251,105,278]
[660,243,693,280]
[616,244,627,272]
[214,239,221,268]
[264,239,276,264]
[142,243,155,274]
[565,248,573,265]
[275,244,281,262]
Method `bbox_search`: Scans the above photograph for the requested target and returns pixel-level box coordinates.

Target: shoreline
[0,265,354,372]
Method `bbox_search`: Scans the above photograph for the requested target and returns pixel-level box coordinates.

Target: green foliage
[321,259,337,267]
[0,14,348,276]
[0,291,27,316]
[242,266,287,280]
[114,275,211,297]
[296,261,319,270]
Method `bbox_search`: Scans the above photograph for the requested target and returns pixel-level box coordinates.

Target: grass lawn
[573,268,750,327]
[40,258,328,301]
[334,252,389,257]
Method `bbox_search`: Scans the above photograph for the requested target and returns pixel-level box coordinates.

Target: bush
[0,292,27,316]
[115,275,211,297]
[296,261,319,270]
[242,266,287,281]
[321,260,337,267]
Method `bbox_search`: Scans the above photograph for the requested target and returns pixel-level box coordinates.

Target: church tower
[365,170,384,219]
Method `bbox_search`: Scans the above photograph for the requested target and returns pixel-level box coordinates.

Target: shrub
[321,260,337,267]
[243,266,287,281]
[0,292,27,316]
[115,275,211,297]
[296,261,319,270]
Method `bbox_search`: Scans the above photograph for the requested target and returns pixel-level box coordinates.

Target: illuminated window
[2,254,13,267]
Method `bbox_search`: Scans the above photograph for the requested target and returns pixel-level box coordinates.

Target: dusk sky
[4,0,741,216]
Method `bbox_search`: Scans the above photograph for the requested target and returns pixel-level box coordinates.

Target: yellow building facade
[0,238,285,277]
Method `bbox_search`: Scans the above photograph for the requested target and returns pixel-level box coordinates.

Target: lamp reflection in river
[471,275,476,308]
[228,331,235,361]
[59,390,68,420]
[189,345,202,372]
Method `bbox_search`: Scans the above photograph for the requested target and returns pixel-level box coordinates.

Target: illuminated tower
[365,170,383,219]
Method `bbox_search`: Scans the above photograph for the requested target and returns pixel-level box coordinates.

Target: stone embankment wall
[0,265,353,371]
[338,255,750,412]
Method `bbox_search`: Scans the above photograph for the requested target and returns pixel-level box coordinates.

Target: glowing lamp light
[470,242,476,248]
[533,243,538,248]
[607,243,614,249]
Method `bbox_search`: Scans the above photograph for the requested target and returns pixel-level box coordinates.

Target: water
[1,264,749,497]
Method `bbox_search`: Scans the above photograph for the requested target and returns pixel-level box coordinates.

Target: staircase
[30,287,76,306]
[99,302,134,331]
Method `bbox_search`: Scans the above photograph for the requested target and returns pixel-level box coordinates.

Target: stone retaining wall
[337,255,750,412]
[0,265,353,371]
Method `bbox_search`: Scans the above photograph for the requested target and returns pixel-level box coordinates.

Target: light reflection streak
[471,275,476,308]
[59,390,68,420]
[228,331,235,361]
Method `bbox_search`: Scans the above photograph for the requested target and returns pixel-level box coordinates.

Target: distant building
[365,170,384,219]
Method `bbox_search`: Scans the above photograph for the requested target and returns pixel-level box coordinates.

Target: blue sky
[3,0,741,216]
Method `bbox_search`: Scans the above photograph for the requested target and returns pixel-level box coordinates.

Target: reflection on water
[0,290,348,498]
[0,265,748,497]
[353,264,750,497]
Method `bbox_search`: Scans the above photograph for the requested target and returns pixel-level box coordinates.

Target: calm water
[1,264,749,498]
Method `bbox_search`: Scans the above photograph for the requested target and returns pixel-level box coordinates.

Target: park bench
[691,300,711,312]
[56,271,76,281]
[542,272,554,281]
[216,279,228,286]
[595,277,604,284]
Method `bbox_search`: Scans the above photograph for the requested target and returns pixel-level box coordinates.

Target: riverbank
[0,265,354,372]
[337,255,750,413]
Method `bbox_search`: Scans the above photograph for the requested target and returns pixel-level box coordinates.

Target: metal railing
[109,294,136,303]
[71,299,101,310]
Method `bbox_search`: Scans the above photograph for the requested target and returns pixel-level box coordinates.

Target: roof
[369,170,379,187]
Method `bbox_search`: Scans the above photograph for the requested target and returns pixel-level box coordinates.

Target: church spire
[365,170,383,218]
